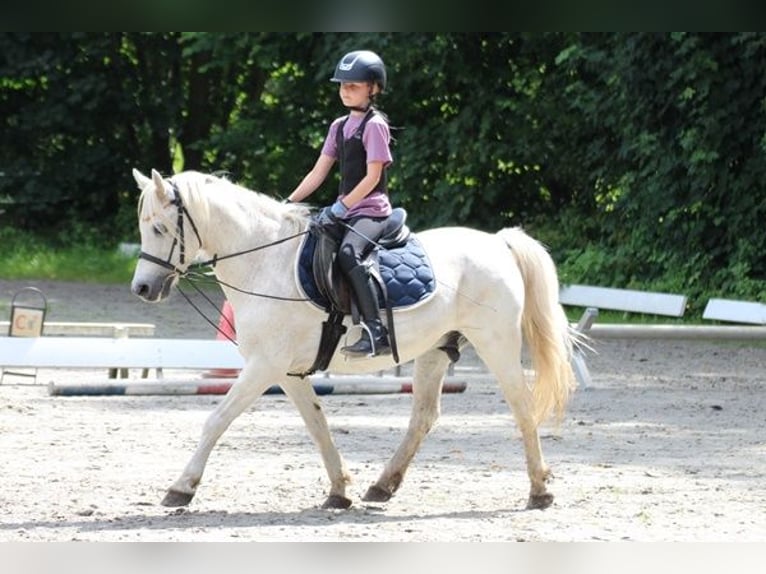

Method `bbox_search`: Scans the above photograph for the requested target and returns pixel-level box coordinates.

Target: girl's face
[339,82,377,109]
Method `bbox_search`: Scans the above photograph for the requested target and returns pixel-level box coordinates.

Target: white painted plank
[702,298,766,325]
[559,285,687,317]
[0,337,244,370]
[587,324,766,339]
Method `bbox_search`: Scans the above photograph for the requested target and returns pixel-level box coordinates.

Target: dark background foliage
[1,33,764,306]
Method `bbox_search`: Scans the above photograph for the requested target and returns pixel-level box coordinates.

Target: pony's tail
[497,227,578,425]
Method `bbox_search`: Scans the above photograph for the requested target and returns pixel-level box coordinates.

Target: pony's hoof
[162,489,195,507]
[322,494,352,509]
[526,493,554,510]
[362,484,392,503]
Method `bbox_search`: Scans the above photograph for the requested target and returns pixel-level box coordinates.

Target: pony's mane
[138,170,311,234]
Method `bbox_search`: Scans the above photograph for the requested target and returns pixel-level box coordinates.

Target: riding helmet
[330,50,387,92]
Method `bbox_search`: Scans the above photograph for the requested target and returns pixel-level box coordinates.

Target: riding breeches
[336,216,388,274]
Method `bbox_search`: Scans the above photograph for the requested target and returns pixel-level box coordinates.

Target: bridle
[137,177,310,308]
[138,180,203,274]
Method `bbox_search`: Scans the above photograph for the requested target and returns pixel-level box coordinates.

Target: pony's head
[130,168,206,302]
[131,167,310,303]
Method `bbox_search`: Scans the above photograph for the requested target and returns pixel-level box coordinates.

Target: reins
[175,278,238,345]
[139,181,309,278]
[141,181,307,283]
[191,230,309,270]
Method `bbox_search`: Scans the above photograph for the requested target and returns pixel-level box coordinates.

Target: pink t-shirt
[321,112,393,218]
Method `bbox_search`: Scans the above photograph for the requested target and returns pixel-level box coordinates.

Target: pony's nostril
[132,282,149,298]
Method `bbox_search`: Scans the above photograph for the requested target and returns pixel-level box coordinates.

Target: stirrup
[341,322,390,358]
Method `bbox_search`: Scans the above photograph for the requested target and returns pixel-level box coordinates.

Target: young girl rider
[286,50,393,358]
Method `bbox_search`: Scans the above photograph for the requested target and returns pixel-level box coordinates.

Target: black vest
[336,109,388,196]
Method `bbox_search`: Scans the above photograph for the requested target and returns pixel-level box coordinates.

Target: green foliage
[1,33,764,304]
[0,228,135,283]
[533,33,766,306]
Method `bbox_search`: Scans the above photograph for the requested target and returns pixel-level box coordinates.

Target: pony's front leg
[279,378,353,509]
[363,348,451,503]
[162,363,272,507]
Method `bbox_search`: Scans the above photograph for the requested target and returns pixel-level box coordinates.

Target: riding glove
[315,199,348,229]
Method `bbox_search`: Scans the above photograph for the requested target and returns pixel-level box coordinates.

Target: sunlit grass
[0,234,136,284]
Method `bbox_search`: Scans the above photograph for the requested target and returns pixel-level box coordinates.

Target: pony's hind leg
[363,347,452,503]
[279,378,353,509]
[472,335,554,510]
[501,382,554,510]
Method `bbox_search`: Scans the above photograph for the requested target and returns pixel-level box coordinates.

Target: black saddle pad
[297,232,436,310]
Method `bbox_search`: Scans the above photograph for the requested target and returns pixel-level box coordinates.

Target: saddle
[292,208,436,377]
[312,207,410,315]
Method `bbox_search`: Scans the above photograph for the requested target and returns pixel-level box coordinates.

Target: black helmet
[331,50,387,92]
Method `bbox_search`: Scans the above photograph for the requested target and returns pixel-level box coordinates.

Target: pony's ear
[132,168,151,189]
[151,169,171,202]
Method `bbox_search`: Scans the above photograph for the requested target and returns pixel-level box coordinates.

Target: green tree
[2,33,764,302]
[550,33,766,303]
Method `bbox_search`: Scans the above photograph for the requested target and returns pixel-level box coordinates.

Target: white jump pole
[587,324,766,340]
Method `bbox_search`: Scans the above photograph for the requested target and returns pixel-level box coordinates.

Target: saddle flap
[312,229,351,313]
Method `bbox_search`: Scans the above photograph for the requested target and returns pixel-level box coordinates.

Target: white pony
[130,168,578,510]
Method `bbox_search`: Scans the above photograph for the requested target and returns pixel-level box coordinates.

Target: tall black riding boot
[341,265,390,357]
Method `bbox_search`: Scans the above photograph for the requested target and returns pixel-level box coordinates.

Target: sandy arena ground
[0,279,764,542]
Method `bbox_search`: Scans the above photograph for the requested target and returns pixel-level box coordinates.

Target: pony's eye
[153,223,168,236]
